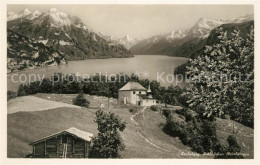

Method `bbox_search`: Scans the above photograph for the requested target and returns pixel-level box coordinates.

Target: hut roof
[119,82,147,91]
[30,127,93,145]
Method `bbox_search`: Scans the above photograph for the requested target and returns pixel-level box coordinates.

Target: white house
[118,82,156,106]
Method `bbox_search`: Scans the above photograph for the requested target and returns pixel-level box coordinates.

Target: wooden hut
[29,127,93,158]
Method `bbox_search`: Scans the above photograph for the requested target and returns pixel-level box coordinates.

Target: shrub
[129,108,134,113]
[163,113,187,138]
[73,92,90,108]
[7,90,17,101]
[150,105,159,111]
[227,135,241,153]
[191,135,205,154]
[129,107,137,113]
[162,109,171,118]
[163,110,220,154]
[17,84,27,96]
[176,108,196,121]
[215,135,243,159]
[123,105,140,113]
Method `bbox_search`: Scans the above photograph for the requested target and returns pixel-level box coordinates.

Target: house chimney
[147,83,153,98]
[147,83,151,93]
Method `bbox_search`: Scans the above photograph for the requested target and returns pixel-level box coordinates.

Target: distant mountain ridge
[7,8,132,61]
[131,14,253,57]
[7,9,42,21]
[98,33,140,49]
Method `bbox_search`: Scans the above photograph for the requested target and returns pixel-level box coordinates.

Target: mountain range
[130,14,254,57]
[7,8,254,73]
[7,8,132,64]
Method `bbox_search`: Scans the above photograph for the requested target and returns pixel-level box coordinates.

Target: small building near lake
[118,82,156,106]
[29,127,93,158]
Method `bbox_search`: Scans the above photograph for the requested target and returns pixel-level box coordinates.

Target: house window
[139,91,141,94]
[133,91,135,94]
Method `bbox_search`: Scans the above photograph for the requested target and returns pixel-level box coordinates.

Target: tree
[130,73,139,82]
[90,110,126,158]
[184,26,254,127]
[39,78,53,93]
[73,92,90,108]
[17,84,26,96]
[7,90,16,101]
[162,91,173,107]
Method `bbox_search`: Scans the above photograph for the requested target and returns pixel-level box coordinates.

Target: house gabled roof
[30,127,93,145]
[119,82,147,91]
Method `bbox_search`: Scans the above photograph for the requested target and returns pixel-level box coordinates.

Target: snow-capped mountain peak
[166,30,188,40]
[7,9,42,21]
[118,34,139,49]
[188,17,227,38]
[21,8,32,15]
[124,34,132,40]
[7,11,18,21]
[26,10,42,20]
[188,15,253,39]
[33,10,41,16]
[98,33,139,49]
[121,34,136,42]
[198,17,207,22]
[48,8,72,27]
[49,8,59,13]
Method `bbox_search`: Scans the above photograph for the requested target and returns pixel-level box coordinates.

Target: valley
[5,5,255,160]
[6,8,253,74]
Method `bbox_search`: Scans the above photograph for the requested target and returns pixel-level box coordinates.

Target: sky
[8,5,254,39]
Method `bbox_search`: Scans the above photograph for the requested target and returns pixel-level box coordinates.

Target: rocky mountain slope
[7,8,132,61]
[7,29,66,73]
[131,15,253,57]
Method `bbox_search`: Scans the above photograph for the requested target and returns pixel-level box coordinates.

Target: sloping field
[7,93,194,158]
[7,107,98,158]
[7,95,80,114]
[216,118,254,158]
[7,106,193,158]
[7,93,253,158]
[133,108,194,158]
[135,109,254,159]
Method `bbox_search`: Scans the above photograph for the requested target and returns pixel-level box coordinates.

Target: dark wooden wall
[32,134,91,158]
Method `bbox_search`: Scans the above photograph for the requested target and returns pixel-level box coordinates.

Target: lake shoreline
[7,55,189,91]
[7,56,136,75]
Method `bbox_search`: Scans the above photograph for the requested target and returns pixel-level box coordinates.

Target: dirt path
[130,107,173,153]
